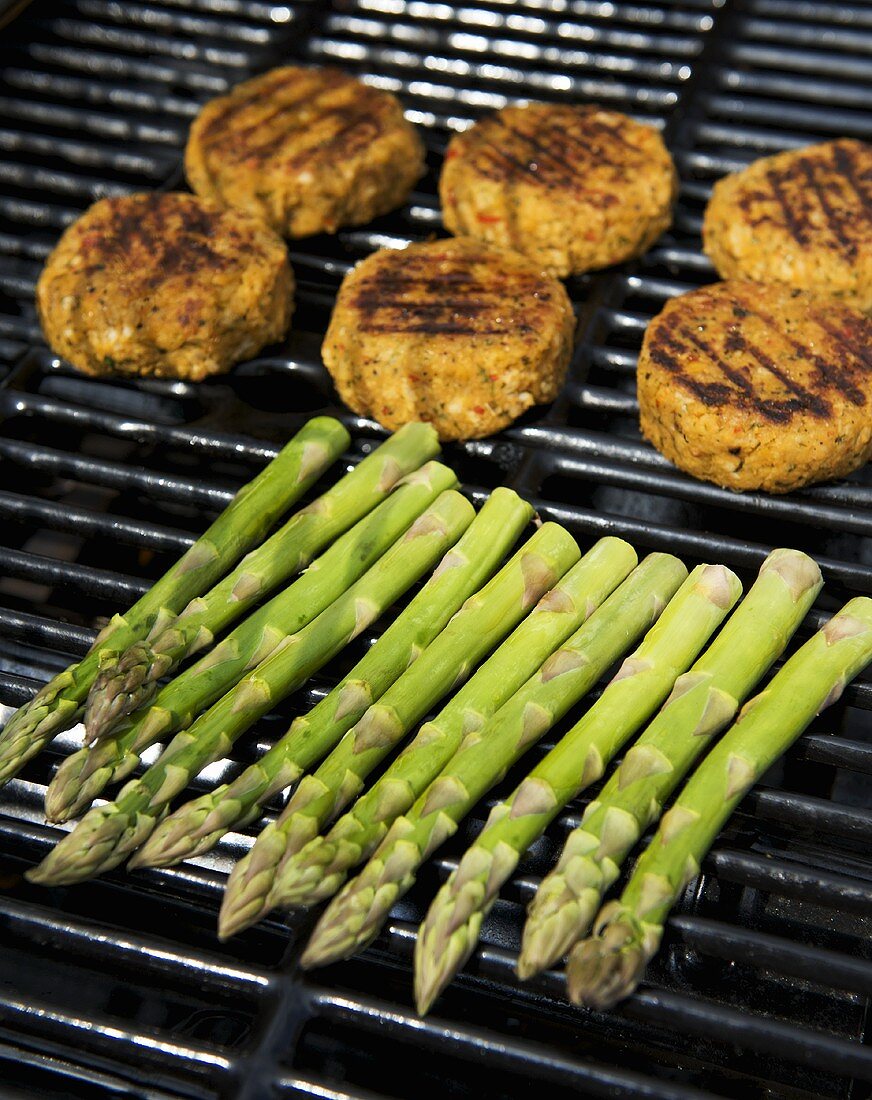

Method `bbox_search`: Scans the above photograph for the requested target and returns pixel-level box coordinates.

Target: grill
[0,1,871,1097]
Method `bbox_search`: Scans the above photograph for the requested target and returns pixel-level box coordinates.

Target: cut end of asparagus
[84,642,163,744]
[760,548,823,602]
[565,906,650,1010]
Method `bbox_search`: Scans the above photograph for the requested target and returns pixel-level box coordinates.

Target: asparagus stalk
[27,490,474,887]
[45,461,457,823]
[300,552,687,983]
[521,549,821,979]
[86,423,440,742]
[567,596,872,1011]
[0,417,349,786]
[415,562,743,1012]
[267,538,639,912]
[126,493,539,877]
[218,518,580,939]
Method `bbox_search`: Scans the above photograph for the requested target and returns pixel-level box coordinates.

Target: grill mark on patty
[85,195,233,280]
[288,109,384,171]
[351,260,547,336]
[653,312,832,424]
[723,328,831,418]
[796,155,856,257]
[201,68,351,140]
[204,80,341,152]
[832,141,872,214]
[361,322,514,335]
[728,289,868,407]
[765,167,811,247]
[212,87,360,163]
[489,117,584,182]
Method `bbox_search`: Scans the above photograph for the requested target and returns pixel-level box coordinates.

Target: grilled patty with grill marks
[440,102,677,277]
[703,139,872,312]
[36,192,293,381]
[322,238,575,440]
[638,281,872,492]
[185,66,425,238]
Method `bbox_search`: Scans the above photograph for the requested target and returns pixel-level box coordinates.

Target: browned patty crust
[37,192,293,381]
[703,139,872,312]
[322,238,576,441]
[186,66,425,238]
[637,281,872,493]
[440,102,678,277]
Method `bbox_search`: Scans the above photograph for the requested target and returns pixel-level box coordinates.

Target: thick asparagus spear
[218,519,580,939]
[45,461,457,823]
[520,549,821,979]
[109,490,534,862]
[27,491,474,887]
[266,538,639,912]
[0,417,348,786]
[86,423,440,742]
[414,562,742,1012]
[300,553,687,982]
[567,596,872,1011]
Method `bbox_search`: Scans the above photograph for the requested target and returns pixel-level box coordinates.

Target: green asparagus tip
[413,881,479,1015]
[26,803,134,886]
[84,641,159,743]
[218,827,289,939]
[565,904,650,1010]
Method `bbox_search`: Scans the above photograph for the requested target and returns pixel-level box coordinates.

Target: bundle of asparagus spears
[5,414,870,1021]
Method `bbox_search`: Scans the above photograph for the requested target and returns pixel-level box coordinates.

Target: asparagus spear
[267,538,639,912]
[45,461,457,823]
[218,519,580,939]
[56,486,530,836]
[27,490,474,887]
[567,596,872,1011]
[300,552,687,982]
[0,417,349,786]
[414,562,742,1012]
[86,423,440,742]
[520,549,821,980]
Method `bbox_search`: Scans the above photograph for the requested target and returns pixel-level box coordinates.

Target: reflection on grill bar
[0,0,870,1098]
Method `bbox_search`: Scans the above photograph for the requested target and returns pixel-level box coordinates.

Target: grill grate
[0,1,871,1097]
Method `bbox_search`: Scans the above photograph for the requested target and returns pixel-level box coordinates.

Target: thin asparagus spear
[69,488,534,843]
[300,552,687,982]
[27,490,474,887]
[86,423,440,742]
[567,596,872,1011]
[415,562,742,1012]
[0,417,349,786]
[218,520,580,939]
[266,538,639,912]
[193,491,533,937]
[520,549,821,979]
[45,461,457,823]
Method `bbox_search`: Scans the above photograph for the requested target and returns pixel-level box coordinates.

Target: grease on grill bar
[0,1,871,1099]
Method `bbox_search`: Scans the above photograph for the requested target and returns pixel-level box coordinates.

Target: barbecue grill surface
[0,2,870,1098]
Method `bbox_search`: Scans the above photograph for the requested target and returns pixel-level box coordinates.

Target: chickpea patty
[185,66,425,238]
[637,281,872,493]
[36,192,293,381]
[322,238,575,441]
[440,102,677,278]
[703,139,872,312]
